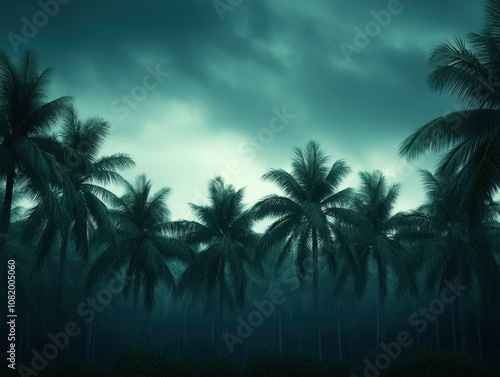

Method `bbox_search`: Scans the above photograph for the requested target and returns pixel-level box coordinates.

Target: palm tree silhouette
[400,169,500,353]
[86,174,189,344]
[398,0,500,226]
[22,105,134,333]
[252,140,354,361]
[172,177,259,356]
[0,49,71,280]
[347,170,417,349]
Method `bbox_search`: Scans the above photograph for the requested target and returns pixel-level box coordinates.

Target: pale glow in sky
[0,0,484,222]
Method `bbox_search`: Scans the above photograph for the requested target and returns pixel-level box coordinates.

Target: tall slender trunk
[349,316,353,364]
[376,299,380,350]
[456,250,468,353]
[312,229,322,361]
[379,297,387,347]
[211,317,215,344]
[54,228,70,334]
[131,267,141,344]
[451,301,457,351]
[85,321,93,363]
[349,331,353,364]
[337,309,342,360]
[434,317,440,348]
[273,308,276,345]
[0,172,15,283]
[25,312,31,354]
[217,256,225,356]
[278,307,282,355]
[241,338,245,365]
[91,319,97,364]
[183,315,187,352]
[476,317,483,359]
[120,311,125,344]
[415,309,421,350]
[149,317,154,349]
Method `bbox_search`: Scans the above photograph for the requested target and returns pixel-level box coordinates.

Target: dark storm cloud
[0,0,488,217]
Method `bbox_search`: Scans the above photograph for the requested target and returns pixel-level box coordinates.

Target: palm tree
[399,170,500,353]
[172,177,259,357]
[251,140,356,361]
[0,49,71,279]
[398,0,500,226]
[345,171,417,349]
[87,174,189,343]
[22,105,134,332]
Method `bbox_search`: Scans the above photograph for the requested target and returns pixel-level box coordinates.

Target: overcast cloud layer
[1,0,485,220]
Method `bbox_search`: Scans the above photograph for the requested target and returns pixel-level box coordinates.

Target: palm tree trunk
[337,310,342,360]
[278,307,282,355]
[176,331,180,355]
[376,299,380,350]
[54,228,70,334]
[0,172,15,283]
[25,312,31,354]
[312,229,322,361]
[91,319,97,364]
[456,251,468,353]
[476,317,483,359]
[211,317,215,344]
[349,332,353,364]
[120,311,125,344]
[241,336,246,365]
[451,301,457,351]
[131,267,141,344]
[149,317,154,349]
[415,308,421,350]
[85,321,93,363]
[217,256,225,356]
[183,314,187,352]
[435,317,440,348]
[377,292,387,349]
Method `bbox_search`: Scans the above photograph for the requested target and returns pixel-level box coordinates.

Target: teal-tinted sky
[1,0,484,220]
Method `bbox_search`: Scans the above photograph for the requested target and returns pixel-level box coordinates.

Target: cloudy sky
[1,0,485,221]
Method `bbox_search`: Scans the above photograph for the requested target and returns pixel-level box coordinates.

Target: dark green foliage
[379,347,500,377]
[284,352,325,377]
[40,356,107,377]
[243,350,287,377]
[243,350,357,377]
[203,357,241,377]
[323,360,358,377]
[6,348,500,377]
[107,348,199,377]
[107,348,239,377]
